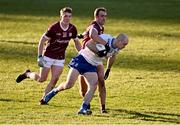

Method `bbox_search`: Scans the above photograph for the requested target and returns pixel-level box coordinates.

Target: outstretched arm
[107,55,116,69]
[104,55,116,80]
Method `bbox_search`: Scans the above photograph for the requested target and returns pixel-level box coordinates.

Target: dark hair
[60,7,72,16]
[94,7,106,17]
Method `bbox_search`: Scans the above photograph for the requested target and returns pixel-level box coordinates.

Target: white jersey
[79,34,120,66]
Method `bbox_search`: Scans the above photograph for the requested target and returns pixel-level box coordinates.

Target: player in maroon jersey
[16,7,81,104]
[79,7,109,113]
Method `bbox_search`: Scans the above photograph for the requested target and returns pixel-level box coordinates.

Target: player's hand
[105,43,110,53]
[97,43,110,57]
[104,68,111,80]
[97,50,107,57]
[37,55,46,67]
[77,34,84,39]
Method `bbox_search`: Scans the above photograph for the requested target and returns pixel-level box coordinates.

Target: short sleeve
[92,24,99,32]
[89,25,98,36]
[44,25,56,39]
[72,26,78,39]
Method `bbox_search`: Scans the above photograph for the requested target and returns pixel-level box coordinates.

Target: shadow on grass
[145,111,180,117]
[0,39,180,73]
[114,54,180,73]
[111,108,180,124]
[0,39,38,62]
[0,40,37,46]
[0,98,28,103]
[47,104,79,109]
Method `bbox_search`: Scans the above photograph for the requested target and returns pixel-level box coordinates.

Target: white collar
[59,22,69,31]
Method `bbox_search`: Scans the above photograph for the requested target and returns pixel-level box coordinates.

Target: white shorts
[43,56,65,68]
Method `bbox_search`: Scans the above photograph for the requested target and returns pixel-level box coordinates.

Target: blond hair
[60,7,72,16]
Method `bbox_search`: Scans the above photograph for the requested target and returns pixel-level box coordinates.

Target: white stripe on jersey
[43,33,51,40]
[89,27,98,36]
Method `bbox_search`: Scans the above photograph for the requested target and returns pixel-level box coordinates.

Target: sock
[25,70,31,78]
[81,102,89,110]
[101,104,105,111]
[87,104,91,110]
[44,88,58,102]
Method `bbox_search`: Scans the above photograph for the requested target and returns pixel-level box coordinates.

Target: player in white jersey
[80,34,120,66]
[41,33,128,115]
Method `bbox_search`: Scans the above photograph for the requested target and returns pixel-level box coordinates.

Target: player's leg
[78,72,98,115]
[16,69,31,83]
[16,67,50,83]
[78,75,88,97]
[28,67,50,82]
[40,65,63,104]
[78,75,92,110]
[42,68,80,103]
[16,56,52,83]
[45,65,63,94]
[97,64,107,113]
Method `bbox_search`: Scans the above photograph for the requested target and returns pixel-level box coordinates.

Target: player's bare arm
[85,40,99,54]
[104,55,116,80]
[107,55,116,69]
[73,38,82,52]
[38,35,49,56]
[90,28,107,45]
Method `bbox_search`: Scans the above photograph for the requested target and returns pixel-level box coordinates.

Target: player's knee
[89,82,98,90]
[38,77,47,83]
[93,81,98,87]
[90,85,97,93]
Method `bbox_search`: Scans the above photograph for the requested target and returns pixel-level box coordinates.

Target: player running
[16,7,81,104]
[41,33,129,115]
[79,7,108,113]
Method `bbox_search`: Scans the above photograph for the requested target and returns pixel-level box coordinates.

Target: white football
[96,44,106,51]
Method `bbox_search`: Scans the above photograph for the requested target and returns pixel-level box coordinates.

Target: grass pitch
[0,0,180,124]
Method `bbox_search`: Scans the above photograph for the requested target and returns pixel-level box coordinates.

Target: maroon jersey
[44,22,77,59]
[82,21,104,48]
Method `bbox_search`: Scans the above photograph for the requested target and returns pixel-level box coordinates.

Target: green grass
[0,0,180,124]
